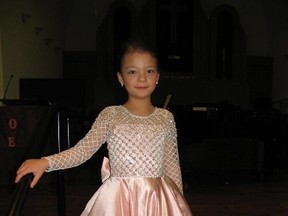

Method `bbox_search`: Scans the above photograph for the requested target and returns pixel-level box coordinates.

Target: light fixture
[92,0,97,16]
[34,27,43,35]
[54,47,61,54]
[20,12,31,23]
[45,38,52,46]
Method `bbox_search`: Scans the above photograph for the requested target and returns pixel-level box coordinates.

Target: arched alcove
[93,0,137,107]
[216,11,233,80]
[210,4,247,81]
[156,0,194,73]
[113,6,132,72]
[96,0,136,81]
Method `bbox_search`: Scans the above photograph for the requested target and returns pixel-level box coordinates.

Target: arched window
[216,11,233,80]
[156,0,193,73]
[113,6,132,71]
[210,5,245,81]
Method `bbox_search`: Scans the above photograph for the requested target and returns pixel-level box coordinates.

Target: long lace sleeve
[163,113,183,194]
[43,107,111,172]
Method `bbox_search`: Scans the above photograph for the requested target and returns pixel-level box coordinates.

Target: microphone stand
[1,74,14,103]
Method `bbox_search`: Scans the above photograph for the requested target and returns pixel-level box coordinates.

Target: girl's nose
[138,72,147,82]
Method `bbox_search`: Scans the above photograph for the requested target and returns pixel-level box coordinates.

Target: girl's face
[117,51,159,100]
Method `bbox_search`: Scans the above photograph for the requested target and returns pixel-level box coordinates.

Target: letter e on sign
[8,137,16,147]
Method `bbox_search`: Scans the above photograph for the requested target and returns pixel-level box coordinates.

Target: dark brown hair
[116,37,159,72]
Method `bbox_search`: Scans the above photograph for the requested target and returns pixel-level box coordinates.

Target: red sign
[0,106,47,148]
[0,106,48,185]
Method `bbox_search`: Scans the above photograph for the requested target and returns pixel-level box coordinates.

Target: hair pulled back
[117,37,159,72]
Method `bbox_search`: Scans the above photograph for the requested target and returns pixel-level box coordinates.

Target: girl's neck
[123,99,155,116]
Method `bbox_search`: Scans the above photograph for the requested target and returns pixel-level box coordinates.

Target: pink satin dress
[44,106,193,216]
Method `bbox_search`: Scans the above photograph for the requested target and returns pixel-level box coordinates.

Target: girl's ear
[156,72,160,83]
[117,72,124,85]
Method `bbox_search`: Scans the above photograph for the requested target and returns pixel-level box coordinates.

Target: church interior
[1,0,288,215]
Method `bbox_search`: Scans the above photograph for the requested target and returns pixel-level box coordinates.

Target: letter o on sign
[8,119,18,129]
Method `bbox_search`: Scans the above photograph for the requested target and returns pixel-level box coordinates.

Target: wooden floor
[1,169,288,216]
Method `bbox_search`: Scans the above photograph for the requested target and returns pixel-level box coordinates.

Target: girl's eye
[128,70,136,74]
[147,69,156,73]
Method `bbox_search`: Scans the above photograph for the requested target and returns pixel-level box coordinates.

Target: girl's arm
[163,113,183,194]
[15,107,113,187]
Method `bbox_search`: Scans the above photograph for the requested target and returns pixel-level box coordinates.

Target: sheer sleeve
[163,112,183,194]
[43,107,112,172]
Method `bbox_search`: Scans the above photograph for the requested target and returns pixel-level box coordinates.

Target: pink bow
[101,157,111,182]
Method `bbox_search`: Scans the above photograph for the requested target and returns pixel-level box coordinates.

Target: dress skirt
[80,176,192,216]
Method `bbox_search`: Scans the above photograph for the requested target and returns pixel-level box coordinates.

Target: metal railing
[5,103,57,216]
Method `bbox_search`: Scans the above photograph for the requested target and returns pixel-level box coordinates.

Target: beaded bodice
[44,106,183,192]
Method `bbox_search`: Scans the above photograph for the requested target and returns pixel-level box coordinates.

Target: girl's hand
[15,159,49,188]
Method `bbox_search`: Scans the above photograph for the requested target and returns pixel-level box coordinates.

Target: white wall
[0,28,3,100]
[0,0,65,99]
[0,0,287,103]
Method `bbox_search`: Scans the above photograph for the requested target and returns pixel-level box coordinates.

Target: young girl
[15,38,193,216]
